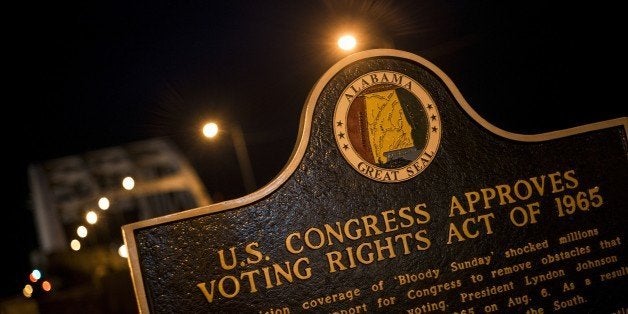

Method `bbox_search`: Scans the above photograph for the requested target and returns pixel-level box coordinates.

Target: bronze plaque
[123,49,627,313]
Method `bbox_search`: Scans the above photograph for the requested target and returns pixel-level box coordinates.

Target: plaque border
[121,49,627,313]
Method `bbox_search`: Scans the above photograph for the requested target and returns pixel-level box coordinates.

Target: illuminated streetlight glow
[202,122,219,138]
[31,269,41,280]
[338,35,357,51]
[86,211,98,224]
[70,239,81,251]
[122,176,135,190]
[77,225,88,238]
[23,284,33,298]
[42,280,52,292]
[98,197,110,210]
[118,244,129,258]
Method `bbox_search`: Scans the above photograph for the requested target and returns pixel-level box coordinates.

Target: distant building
[23,138,211,312]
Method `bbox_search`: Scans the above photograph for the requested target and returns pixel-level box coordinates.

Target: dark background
[4,0,625,299]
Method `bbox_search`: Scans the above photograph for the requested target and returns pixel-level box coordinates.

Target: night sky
[5,1,625,299]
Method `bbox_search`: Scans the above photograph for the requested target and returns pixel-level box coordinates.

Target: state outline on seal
[333,70,442,182]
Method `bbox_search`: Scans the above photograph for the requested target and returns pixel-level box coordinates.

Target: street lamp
[338,34,357,51]
[202,122,256,193]
[202,122,219,138]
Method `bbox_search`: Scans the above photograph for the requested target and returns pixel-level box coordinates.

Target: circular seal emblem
[333,70,441,182]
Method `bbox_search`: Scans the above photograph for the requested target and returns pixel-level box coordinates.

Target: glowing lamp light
[31,269,42,280]
[202,122,219,138]
[118,244,129,258]
[122,176,135,190]
[86,211,98,224]
[70,239,81,251]
[338,35,357,51]
[42,280,52,292]
[98,197,110,210]
[77,225,88,238]
[23,284,33,298]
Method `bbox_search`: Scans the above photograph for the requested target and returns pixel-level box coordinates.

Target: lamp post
[202,122,257,193]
